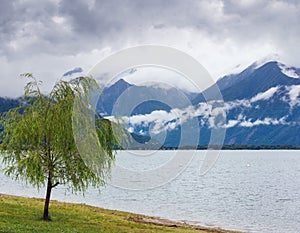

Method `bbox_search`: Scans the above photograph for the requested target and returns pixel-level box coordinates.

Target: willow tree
[0,74,120,220]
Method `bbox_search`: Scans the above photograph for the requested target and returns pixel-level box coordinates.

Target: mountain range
[1,60,300,148]
[96,60,300,148]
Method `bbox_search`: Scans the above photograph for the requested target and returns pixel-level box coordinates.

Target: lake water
[1,150,299,233]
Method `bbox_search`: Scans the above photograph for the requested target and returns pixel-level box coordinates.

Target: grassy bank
[0,194,238,233]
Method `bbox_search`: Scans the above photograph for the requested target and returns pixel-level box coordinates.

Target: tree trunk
[43,175,52,221]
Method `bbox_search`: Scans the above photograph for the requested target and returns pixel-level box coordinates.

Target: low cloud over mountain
[100,60,300,147]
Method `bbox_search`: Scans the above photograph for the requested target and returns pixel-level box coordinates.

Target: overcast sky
[1,0,300,97]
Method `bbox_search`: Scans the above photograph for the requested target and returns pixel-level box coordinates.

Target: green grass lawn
[0,195,237,233]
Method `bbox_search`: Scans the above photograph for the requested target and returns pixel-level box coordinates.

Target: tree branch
[51,182,59,188]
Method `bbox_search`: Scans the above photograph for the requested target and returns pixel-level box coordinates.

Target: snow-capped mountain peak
[252,54,280,69]
[278,63,300,79]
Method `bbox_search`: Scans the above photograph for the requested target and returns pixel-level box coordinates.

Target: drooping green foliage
[0,74,121,220]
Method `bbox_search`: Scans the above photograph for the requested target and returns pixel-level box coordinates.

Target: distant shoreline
[126,145,300,150]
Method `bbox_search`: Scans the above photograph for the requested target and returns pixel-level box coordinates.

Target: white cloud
[107,83,296,133]
[224,119,239,128]
[251,86,279,102]
[107,101,221,134]
[239,116,288,128]
[138,129,145,135]
[107,83,296,134]
[278,63,299,79]
[127,127,134,133]
[285,85,300,108]
[52,16,66,25]
[239,119,254,127]
[253,54,280,69]
[224,99,251,111]
[123,66,200,92]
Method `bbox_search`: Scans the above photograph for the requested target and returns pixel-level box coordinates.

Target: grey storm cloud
[1,0,299,58]
[1,0,300,97]
[1,0,214,58]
